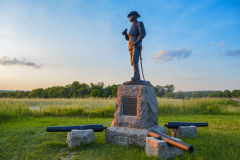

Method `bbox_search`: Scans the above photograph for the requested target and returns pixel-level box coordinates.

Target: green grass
[0,115,239,160]
[0,98,239,121]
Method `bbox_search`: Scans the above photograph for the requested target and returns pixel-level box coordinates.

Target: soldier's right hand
[122,28,128,35]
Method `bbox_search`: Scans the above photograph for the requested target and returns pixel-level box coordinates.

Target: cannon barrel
[148,130,194,153]
[46,124,107,132]
[164,122,208,129]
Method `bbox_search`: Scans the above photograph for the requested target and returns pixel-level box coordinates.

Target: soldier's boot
[131,62,140,81]
[131,71,140,81]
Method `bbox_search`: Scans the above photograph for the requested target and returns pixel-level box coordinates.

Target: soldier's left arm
[136,21,146,42]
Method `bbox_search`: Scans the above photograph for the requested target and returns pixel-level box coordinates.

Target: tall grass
[158,98,240,115]
[0,98,239,121]
[0,98,116,120]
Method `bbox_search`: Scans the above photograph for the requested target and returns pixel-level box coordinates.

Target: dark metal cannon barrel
[148,130,194,153]
[46,124,107,132]
[229,98,240,104]
[164,122,208,129]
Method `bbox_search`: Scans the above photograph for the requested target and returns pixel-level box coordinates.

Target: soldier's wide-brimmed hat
[127,11,140,18]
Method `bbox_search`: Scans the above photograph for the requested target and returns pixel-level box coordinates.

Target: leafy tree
[208,91,217,97]
[59,87,68,98]
[103,84,120,98]
[73,93,77,98]
[14,91,25,98]
[217,91,223,97]
[77,83,91,97]
[223,90,231,98]
[103,91,109,98]
[231,89,240,98]
[155,85,165,97]
[165,84,175,93]
[71,81,81,93]
[164,92,175,98]
[31,88,44,98]
[175,91,185,99]
[111,89,117,97]
[90,89,101,97]
[7,91,16,98]
[90,82,104,97]
[192,91,203,98]
[0,92,7,98]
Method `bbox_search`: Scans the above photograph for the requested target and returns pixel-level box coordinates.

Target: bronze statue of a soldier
[122,11,146,81]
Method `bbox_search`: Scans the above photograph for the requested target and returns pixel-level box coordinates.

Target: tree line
[154,84,239,99]
[0,81,120,98]
[0,81,239,99]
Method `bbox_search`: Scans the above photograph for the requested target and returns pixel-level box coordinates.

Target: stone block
[66,129,95,147]
[150,125,167,135]
[145,137,183,159]
[111,85,158,129]
[171,126,197,138]
[105,127,148,147]
[105,125,166,147]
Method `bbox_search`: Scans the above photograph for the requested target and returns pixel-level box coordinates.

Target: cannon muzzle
[148,130,194,153]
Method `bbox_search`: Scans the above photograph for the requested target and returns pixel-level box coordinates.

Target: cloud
[153,48,192,62]
[51,64,57,68]
[224,49,240,57]
[211,42,215,45]
[0,56,41,69]
[21,57,26,61]
[105,30,108,33]
[219,41,226,47]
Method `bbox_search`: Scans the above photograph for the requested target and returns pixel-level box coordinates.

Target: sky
[0,0,240,91]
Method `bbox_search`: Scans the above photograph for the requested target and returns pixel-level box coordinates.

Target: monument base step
[105,126,166,147]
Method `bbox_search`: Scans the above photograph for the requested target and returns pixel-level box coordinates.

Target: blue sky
[0,0,239,91]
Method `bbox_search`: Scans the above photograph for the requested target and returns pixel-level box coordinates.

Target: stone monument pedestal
[105,82,163,147]
[111,83,158,129]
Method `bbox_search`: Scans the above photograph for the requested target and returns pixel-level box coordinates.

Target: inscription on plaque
[115,136,137,144]
[123,97,137,116]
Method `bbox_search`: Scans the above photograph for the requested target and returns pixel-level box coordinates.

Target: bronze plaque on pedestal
[123,97,137,116]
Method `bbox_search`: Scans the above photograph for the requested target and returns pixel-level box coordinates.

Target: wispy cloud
[219,41,226,47]
[51,64,57,68]
[153,48,192,62]
[224,49,240,57]
[0,56,41,69]
[211,42,215,45]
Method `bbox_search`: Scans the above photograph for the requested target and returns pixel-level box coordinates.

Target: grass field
[0,98,239,121]
[0,98,240,159]
[0,115,239,160]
